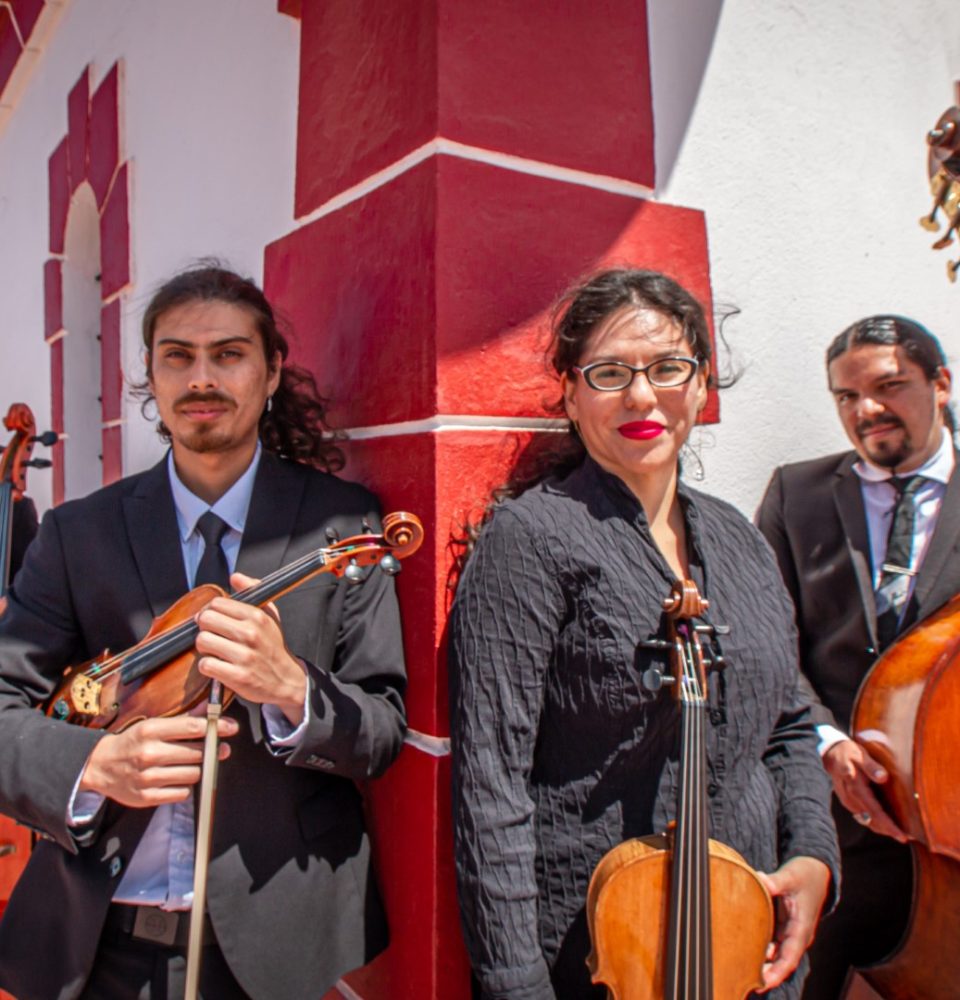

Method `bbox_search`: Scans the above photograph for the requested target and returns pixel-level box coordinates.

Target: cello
[850,594,960,999]
[586,579,774,999]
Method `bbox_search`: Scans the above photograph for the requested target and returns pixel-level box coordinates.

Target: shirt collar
[167,442,262,543]
[853,427,955,486]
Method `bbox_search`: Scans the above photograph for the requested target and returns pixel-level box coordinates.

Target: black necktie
[875,476,925,649]
[195,511,231,590]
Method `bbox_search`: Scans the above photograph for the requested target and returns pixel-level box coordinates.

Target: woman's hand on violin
[78,715,238,808]
[756,855,832,991]
[194,571,307,727]
[823,738,908,843]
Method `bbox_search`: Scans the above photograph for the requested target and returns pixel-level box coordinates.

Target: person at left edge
[0,265,407,1000]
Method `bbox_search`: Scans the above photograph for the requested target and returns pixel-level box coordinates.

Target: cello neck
[664,593,714,1000]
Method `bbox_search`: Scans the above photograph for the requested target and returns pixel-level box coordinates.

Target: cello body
[587,834,771,999]
[851,592,960,999]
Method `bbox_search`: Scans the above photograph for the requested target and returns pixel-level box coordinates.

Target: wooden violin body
[587,835,771,999]
[45,511,424,731]
[48,583,234,732]
[851,592,960,999]
[586,580,773,1000]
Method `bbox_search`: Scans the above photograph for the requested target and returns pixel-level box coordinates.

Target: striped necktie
[875,475,924,650]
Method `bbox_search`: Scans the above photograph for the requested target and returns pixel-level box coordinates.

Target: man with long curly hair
[0,265,407,1000]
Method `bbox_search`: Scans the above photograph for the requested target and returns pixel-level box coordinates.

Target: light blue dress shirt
[817,428,955,755]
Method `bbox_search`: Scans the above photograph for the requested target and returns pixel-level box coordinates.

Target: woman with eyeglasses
[448,269,838,1000]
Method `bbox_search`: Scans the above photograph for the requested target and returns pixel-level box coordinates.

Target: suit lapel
[236,451,306,581]
[914,449,960,616]
[234,453,307,740]
[122,456,188,618]
[832,458,879,647]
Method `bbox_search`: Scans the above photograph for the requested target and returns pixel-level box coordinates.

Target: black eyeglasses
[572,357,701,391]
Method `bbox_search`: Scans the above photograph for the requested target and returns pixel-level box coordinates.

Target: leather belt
[103,904,216,949]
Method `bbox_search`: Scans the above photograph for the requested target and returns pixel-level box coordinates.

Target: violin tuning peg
[325,527,340,544]
[712,624,731,635]
[933,232,955,250]
[949,259,960,283]
[361,518,373,533]
[344,560,365,585]
[641,667,675,692]
[25,458,52,469]
[378,553,401,576]
[639,638,670,650]
[920,213,941,232]
[32,431,59,447]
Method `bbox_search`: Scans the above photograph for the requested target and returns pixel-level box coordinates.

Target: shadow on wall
[648,0,725,191]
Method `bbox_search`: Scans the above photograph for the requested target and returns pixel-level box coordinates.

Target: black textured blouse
[449,457,839,1000]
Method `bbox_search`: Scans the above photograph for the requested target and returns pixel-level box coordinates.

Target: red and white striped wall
[264,3,715,996]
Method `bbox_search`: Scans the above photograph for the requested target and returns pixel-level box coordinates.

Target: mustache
[174,391,234,408]
[856,416,904,437]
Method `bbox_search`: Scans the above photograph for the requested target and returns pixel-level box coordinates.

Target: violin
[586,579,773,999]
[0,403,55,600]
[45,511,424,731]
[0,404,55,922]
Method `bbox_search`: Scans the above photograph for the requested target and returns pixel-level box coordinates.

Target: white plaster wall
[651,0,960,515]
[0,0,299,514]
[3,0,960,522]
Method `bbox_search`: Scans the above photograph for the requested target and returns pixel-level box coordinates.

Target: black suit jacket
[756,449,960,734]
[0,452,407,1000]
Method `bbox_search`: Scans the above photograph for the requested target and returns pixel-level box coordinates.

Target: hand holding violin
[756,855,832,991]
[823,738,908,843]
[194,571,308,727]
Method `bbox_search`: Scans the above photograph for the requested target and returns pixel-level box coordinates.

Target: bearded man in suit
[0,265,408,1000]
[756,315,958,998]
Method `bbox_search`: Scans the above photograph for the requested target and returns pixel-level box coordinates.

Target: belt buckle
[131,907,179,947]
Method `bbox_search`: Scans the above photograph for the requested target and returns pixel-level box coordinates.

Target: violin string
[118,549,333,683]
[87,543,373,685]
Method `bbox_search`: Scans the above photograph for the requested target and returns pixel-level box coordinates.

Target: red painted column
[266,3,715,996]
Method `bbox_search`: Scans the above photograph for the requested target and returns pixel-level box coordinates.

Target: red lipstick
[618,420,664,440]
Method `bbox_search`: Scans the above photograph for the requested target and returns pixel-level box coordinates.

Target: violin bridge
[69,675,102,716]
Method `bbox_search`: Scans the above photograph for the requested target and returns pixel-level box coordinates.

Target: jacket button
[109,856,123,877]
[707,783,719,798]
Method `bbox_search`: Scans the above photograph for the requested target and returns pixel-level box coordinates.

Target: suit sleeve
[756,468,841,730]
[0,509,106,850]
[285,504,408,782]
[448,509,561,1000]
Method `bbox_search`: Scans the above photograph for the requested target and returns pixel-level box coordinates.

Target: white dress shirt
[817,428,954,755]
[71,444,307,908]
